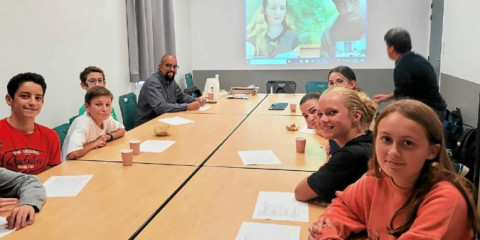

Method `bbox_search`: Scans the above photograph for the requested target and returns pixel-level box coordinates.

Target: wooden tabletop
[205,115,328,171]
[3,161,195,240]
[251,93,305,115]
[78,113,245,165]
[135,167,325,240]
[197,93,267,114]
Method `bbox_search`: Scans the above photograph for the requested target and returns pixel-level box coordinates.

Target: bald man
[135,54,206,126]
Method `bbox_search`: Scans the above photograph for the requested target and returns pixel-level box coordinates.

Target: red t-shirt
[0,118,61,174]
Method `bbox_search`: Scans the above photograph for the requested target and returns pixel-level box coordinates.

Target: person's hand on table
[196,97,207,106]
[187,101,200,110]
[6,204,35,230]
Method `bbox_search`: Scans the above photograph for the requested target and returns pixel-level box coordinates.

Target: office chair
[305,81,328,94]
[119,92,137,131]
[53,123,70,151]
[185,73,194,88]
[266,81,296,94]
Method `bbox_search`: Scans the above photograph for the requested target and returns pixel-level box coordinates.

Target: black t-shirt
[393,52,447,111]
[307,130,373,202]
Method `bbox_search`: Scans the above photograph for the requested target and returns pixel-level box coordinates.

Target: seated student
[63,86,125,160]
[300,92,340,160]
[327,65,359,90]
[308,100,478,239]
[0,72,61,174]
[135,54,206,127]
[0,167,46,230]
[78,66,118,120]
[299,92,322,133]
[295,87,377,202]
[327,65,366,154]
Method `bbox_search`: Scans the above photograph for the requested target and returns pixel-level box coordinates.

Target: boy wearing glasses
[78,66,119,121]
[135,54,206,126]
[0,73,61,174]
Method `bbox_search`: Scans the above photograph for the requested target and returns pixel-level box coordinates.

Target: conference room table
[196,93,267,114]
[205,114,328,171]
[4,161,195,240]
[135,167,325,240]
[251,93,305,115]
[78,112,245,166]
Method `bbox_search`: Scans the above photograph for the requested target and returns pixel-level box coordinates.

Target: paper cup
[121,149,133,166]
[296,137,306,153]
[129,139,141,155]
[290,103,297,112]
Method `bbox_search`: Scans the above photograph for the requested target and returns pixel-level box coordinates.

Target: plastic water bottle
[213,74,220,100]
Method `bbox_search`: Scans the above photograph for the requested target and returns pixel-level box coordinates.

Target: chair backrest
[53,123,70,149]
[119,92,137,131]
[68,115,80,125]
[185,73,194,88]
[266,81,296,93]
[305,81,328,94]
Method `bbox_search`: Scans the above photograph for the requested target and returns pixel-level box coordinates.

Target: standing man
[374,28,447,119]
[135,54,206,127]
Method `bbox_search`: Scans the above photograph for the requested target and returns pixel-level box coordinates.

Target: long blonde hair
[246,0,296,56]
[368,99,478,238]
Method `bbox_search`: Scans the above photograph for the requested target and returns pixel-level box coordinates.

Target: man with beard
[135,54,206,127]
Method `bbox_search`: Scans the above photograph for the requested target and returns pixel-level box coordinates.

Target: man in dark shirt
[135,54,206,126]
[374,28,447,119]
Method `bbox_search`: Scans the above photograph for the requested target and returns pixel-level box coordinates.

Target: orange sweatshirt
[312,174,473,240]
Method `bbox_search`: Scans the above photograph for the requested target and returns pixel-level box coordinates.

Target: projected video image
[245,0,367,65]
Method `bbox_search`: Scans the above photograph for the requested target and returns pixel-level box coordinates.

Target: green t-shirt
[78,105,119,121]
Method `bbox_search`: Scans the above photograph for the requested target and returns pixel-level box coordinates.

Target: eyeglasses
[328,78,345,86]
[87,78,105,85]
[165,63,179,70]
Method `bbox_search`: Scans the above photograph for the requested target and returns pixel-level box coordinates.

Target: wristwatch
[106,133,114,142]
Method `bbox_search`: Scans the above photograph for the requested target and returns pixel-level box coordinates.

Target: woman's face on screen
[265,0,287,27]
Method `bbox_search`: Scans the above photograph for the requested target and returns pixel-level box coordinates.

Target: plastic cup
[290,103,297,112]
[129,139,141,155]
[296,137,306,153]
[121,149,133,166]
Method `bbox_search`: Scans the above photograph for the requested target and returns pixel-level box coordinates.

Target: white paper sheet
[252,191,309,222]
[0,217,15,238]
[140,140,175,153]
[199,105,211,111]
[238,150,281,165]
[300,125,316,134]
[43,175,93,197]
[235,222,300,240]
[158,117,194,125]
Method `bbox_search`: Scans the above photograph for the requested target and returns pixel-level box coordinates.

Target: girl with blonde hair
[246,0,299,58]
[295,87,377,202]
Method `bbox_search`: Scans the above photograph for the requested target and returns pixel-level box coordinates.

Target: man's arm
[373,93,394,104]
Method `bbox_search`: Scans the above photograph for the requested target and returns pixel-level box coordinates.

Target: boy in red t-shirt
[0,72,61,174]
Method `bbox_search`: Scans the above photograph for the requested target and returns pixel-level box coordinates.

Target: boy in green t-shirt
[78,66,118,120]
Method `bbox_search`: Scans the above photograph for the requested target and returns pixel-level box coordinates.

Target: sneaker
[457,163,470,177]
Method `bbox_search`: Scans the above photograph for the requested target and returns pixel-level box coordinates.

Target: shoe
[457,163,470,177]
